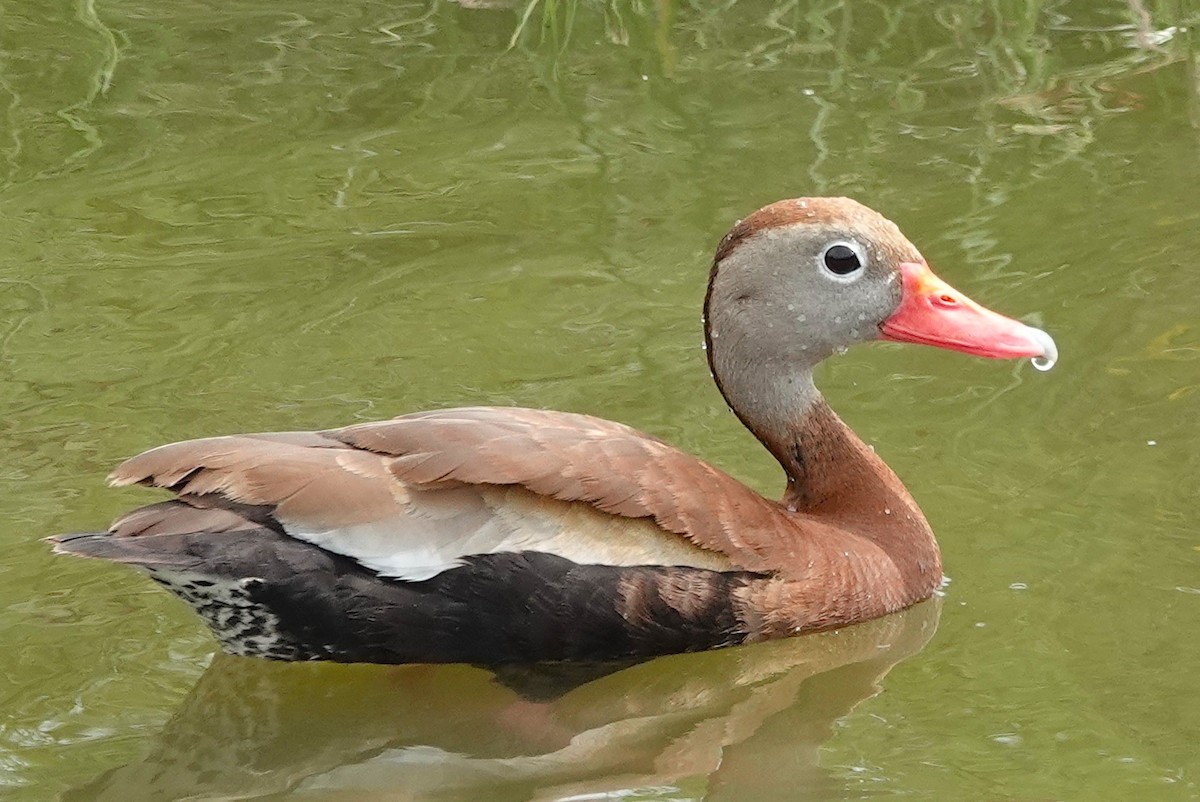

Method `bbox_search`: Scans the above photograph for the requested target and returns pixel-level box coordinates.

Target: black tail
[51,526,325,660]
[47,532,197,568]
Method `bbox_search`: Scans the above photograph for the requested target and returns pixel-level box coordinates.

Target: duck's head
[704,197,1057,383]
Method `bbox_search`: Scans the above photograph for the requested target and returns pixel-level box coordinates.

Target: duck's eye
[822,243,863,276]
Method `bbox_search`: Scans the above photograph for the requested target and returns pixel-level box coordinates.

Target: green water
[1,0,1198,798]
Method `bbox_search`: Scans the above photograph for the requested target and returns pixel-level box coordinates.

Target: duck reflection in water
[66,598,939,802]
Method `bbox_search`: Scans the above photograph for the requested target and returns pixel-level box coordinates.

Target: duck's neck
[710,356,938,574]
[707,363,825,501]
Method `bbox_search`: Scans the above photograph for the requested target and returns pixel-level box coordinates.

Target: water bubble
[1026,327,1057,371]
[1031,355,1055,371]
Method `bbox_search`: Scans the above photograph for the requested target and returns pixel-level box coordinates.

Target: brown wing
[103,410,792,573]
[108,408,791,574]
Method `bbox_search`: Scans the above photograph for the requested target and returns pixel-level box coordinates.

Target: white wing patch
[279,484,736,581]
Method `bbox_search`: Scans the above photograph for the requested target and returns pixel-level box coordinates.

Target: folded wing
[108,407,791,578]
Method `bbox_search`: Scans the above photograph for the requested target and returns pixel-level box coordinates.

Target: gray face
[706,220,913,370]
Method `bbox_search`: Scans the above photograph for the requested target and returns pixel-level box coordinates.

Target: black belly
[123,528,762,664]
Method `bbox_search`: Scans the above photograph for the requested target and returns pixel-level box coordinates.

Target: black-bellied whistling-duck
[50,198,1055,664]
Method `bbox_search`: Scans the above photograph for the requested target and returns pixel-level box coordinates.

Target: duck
[49,197,1056,665]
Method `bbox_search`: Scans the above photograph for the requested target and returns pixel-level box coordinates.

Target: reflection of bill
[66,598,939,802]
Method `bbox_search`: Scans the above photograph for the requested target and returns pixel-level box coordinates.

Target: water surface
[1,0,1198,799]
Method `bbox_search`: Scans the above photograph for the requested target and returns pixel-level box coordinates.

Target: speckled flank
[142,569,305,660]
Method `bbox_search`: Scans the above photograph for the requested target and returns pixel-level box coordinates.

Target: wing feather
[107,407,790,575]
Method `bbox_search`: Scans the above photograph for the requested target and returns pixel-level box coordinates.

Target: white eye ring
[818,240,868,282]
